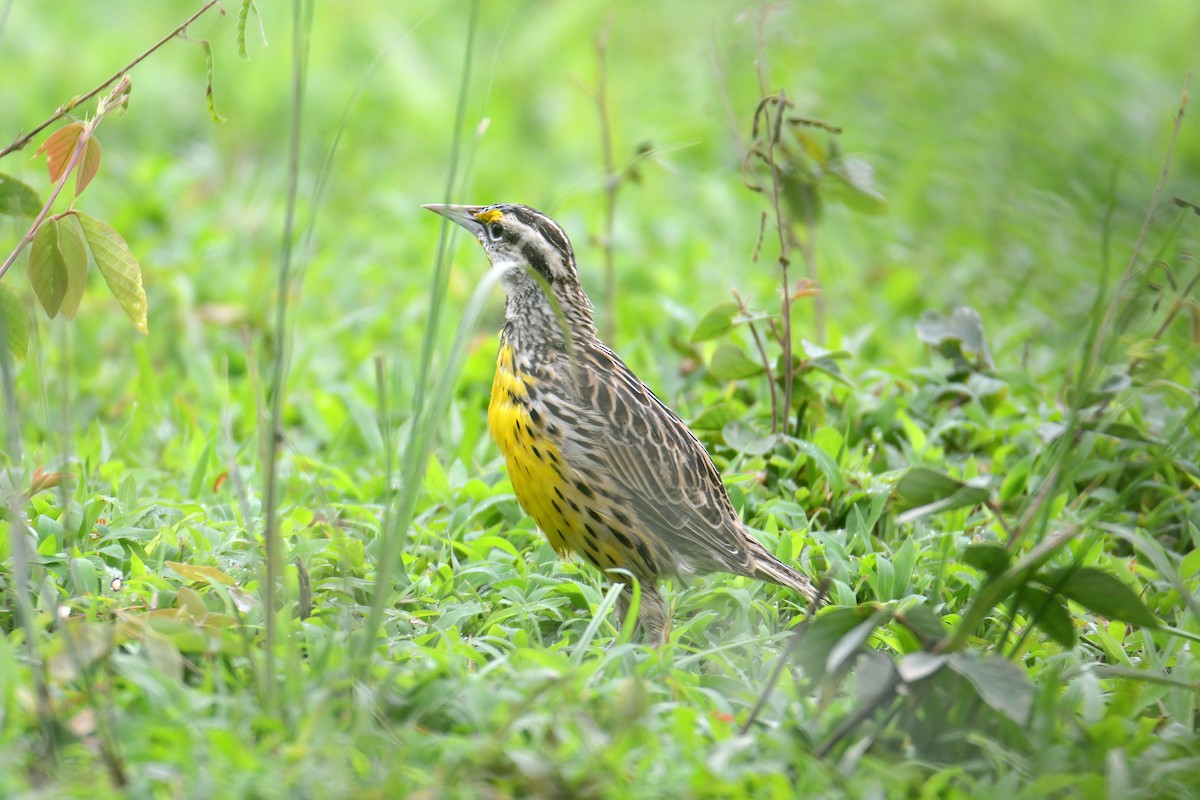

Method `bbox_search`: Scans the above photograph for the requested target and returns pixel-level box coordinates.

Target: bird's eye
[488,222,504,241]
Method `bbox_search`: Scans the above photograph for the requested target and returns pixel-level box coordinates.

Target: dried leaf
[166,560,236,586]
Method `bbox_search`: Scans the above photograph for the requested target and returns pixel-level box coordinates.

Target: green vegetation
[1,1,1197,796]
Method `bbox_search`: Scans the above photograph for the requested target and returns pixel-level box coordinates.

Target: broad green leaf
[947,652,1032,724]
[69,557,99,595]
[75,135,103,197]
[790,437,845,497]
[1181,547,1200,581]
[75,211,148,333]
[824,156,887,215]
[690,400,742,432]
[1044,567,1158,628]
[691,302,739,342]
[854,650,896,705]
[49,621,117,682]
[792,606,882,683]
[896,651,947,683]
[963,543,1010,577]
[57,212,90,320]
[176,586,209,619]
[0,282,28,361]
[915,306,993,367]
[722,420,775,455]
[798,339,850,361]
[0,173,42,218]
[893,467,989,522]
[1018,586,1077,648]
[900,604,946,642]
[999,454,1034,502]
[142,613,210,653]
[709,343,763,381]
[141,630,184,682]
[1089,664,1200,689]
[827,612,890,675]
[36,123,86,184]
[29,218,67,317]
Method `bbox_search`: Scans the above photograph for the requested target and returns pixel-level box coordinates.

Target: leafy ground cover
[1,1,1198,797]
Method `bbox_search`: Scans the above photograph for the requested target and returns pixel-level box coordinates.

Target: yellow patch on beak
[475,208,503,225]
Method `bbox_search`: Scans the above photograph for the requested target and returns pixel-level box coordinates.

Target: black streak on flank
[636,540,655,569]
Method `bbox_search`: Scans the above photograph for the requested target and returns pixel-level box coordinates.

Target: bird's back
[490,329,816,605]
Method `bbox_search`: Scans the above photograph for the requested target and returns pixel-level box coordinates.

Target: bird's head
[423,203,593,334]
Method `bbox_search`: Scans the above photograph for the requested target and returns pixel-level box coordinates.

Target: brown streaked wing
[553,343,756,577]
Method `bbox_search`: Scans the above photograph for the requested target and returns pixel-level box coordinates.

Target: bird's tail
[747,538,820,605]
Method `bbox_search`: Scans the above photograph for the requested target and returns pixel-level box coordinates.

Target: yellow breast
[489,344,571,553]
[488,343,661,578]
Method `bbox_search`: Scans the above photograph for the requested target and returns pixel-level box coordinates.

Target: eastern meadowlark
[424,202,819,642]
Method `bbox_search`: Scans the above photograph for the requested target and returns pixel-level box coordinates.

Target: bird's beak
[422,203,486,239]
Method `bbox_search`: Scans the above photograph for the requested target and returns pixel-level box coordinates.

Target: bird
[423,202,819,643]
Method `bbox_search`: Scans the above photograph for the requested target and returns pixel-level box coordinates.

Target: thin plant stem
[1084,73,1190,381]
[595,17,619,344]
[733,289,778,431]
[260,0,310,715]
[0,289,56,765]
[358,0,483,665]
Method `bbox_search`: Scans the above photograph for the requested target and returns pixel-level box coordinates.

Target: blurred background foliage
[1,0,1197,796]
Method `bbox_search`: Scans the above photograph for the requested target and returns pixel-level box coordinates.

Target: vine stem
[0,0,221,160]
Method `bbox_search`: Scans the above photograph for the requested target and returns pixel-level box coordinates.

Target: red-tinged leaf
[29,219,67,318]
[75,136,103,197]
[0,282,28,361]
[36,123,85,184]
[74,211,148,333]
[30,467,74,495]
[57,213,90,320]
[212,471,228,492]
[0,173,42,218]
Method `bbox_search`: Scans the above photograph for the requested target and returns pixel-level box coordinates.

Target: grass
[1,1,1199,797]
